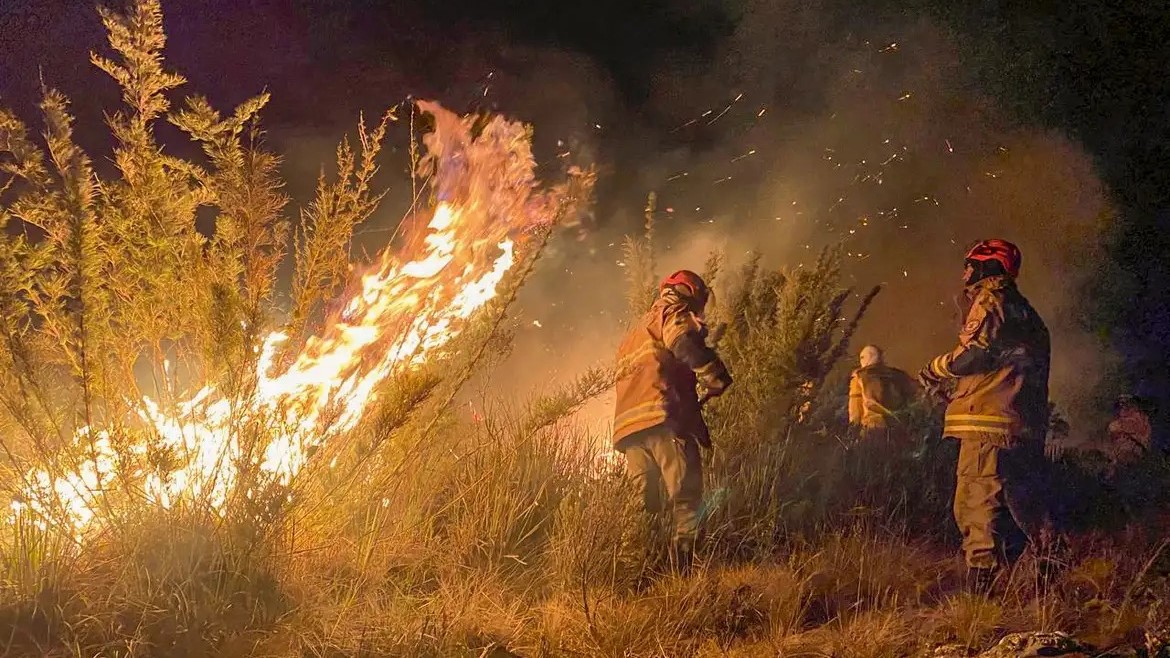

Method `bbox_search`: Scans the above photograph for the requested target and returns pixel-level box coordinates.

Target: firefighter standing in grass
[612,270,732,574]
[1106,394,1154,470]
[848,345,918,441]
[918,239,1054,589]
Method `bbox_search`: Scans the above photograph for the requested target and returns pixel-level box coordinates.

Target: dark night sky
[2,0,1169,419]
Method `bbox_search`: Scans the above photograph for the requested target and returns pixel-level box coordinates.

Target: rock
[925,630,1165,658]
[979,632,1087,658]
[927,643,976,658]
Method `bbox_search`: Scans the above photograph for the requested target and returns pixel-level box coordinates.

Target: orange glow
[12,102,572,537]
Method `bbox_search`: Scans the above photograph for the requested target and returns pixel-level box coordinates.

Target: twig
[1113,538,1170,632]
[580,544,606,655]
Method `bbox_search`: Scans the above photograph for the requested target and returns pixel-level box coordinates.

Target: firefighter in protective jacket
[1106,394,1153,470]
[918,239,1052,583]
[848,345,918,439]
[613,270,732,572]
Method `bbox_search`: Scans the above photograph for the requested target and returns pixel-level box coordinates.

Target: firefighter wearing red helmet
[918,239,1054,589]
[612,269,732,573]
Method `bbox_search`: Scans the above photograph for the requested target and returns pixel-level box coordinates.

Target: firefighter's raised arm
[663,308,732,398]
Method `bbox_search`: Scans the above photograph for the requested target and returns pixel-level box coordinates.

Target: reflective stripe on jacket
[612,296,708,449]
[930,276,1050,445]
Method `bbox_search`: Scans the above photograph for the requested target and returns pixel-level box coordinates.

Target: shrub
[5,3,1170,657]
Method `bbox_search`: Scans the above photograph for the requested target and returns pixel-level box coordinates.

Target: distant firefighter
[918,239,1054,589]
[848,345,918,439]
[612,270,732,574]
[1107,394,1153,468]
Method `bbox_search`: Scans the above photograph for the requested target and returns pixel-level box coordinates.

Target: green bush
[5,3,1170,657]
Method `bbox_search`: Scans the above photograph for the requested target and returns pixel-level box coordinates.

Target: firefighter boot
[671,537,695,577]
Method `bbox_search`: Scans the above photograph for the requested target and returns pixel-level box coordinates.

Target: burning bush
[3,2,1170,658]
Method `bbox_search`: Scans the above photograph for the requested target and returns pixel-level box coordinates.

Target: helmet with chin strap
[660,270,710,310]
[964,239,1022,279]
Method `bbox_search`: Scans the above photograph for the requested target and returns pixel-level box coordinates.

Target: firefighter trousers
[622,425,703,546]
[953,437,1052,569]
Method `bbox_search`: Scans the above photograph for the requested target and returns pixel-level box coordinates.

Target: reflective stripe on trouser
[622,425,703,544]
[944,413,1013,438]
[953,438,1049,569]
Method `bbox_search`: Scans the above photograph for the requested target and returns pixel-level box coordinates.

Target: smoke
[0,2,1120,440]
[469,3,1117,440]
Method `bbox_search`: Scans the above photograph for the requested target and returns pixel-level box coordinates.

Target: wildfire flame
[11,101,576,537]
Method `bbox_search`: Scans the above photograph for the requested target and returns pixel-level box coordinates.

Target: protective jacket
[926,275,1050,445]
[849,364,918,429]
[1108,408,1152,466]
[612,293,730,450]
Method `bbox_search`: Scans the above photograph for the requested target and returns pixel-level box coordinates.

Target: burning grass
[4,2,1170,657]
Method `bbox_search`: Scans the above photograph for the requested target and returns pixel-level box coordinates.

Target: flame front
[12,102,568,536]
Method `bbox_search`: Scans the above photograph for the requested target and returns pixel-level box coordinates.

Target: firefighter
[1106,394,1153,471]
[612,270,732,574]
[848,345,918,440]
[918,239,1053,589]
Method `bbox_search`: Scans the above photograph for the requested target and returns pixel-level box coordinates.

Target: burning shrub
[5,3,1170,658]
[0,0,594,653]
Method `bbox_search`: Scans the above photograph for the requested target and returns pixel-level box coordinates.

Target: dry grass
[4,3,1170,658]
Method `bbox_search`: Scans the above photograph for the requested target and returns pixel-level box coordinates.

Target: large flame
[11,102,571,536]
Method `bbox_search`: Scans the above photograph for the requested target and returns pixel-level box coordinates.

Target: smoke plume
[0,0,1115,440]
[472,3,1116,440]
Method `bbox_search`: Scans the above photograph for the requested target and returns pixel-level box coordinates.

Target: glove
[697,360,732,400]
[917,366,942,391]
[917,367,951,404]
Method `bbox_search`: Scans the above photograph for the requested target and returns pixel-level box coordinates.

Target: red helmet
[660,270,710,309]
[964,239,1021,278]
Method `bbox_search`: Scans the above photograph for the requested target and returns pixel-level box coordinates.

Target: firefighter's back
[948,278,1051,442]
[861,365,915,411]
[612,300,699,448]
[854,364,915,428]
[999,284,1051,433]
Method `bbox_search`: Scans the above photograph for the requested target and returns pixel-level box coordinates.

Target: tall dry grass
[4,3,1170,658]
